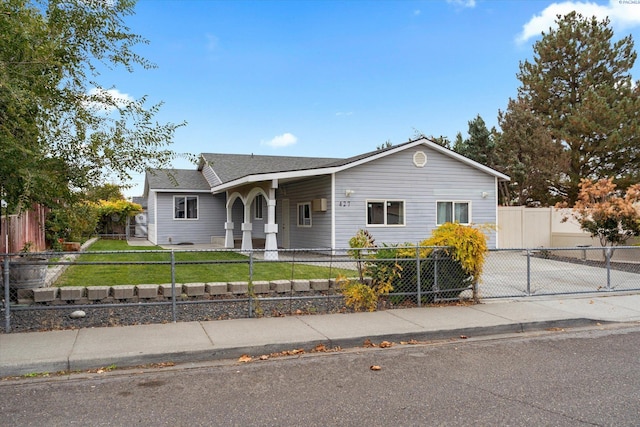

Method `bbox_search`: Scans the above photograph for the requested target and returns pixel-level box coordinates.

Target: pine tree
[517,11,640,203]
[496,98,567,206]
[454,115,497,168]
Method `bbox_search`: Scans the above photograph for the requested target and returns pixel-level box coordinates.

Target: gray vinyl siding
[334,147,498,248]
[277,175,332,249]
[147,192,156,225]
[202,164,221,187]
[154,192,226,245]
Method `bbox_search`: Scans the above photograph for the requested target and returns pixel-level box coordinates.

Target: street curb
[321,318,606,354]
[2,317,605,377]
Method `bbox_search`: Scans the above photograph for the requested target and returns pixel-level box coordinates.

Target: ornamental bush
[392,250,471,303]
[397,222,488,302]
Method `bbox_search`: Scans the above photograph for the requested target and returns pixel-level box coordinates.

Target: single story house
[143,137,510,259]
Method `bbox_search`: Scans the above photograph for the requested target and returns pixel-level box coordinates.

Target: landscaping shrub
[340,231,399,311]
[397,222,488,302]
[388,250,471,302]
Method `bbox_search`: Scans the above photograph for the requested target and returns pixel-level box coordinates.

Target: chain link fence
[480,246,640,298]
[1,245,639,333]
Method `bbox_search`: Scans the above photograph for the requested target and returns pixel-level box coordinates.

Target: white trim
[155,189,211,193]
[331,173,336,250]
[494,177,500,248]
[151,190,158,244]
[365,199,406,227]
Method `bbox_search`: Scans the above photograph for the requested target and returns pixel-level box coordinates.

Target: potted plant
[8,242,49,290]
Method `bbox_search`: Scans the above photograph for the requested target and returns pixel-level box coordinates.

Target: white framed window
[297,202,312,227]
[174,195,198,220]
[436,201,470,225]
[254,194,264,220]
[366,200,405,226]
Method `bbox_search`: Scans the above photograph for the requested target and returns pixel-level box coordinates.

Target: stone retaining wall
[16,278,340,305]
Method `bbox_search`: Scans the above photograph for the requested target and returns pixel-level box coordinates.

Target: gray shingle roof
[145,169,211,191]
[147,138,508,192]
[200,153,341,184]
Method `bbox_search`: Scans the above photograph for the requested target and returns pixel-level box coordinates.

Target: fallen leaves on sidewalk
[370,365,382,371]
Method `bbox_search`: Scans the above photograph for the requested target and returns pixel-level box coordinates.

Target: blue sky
[104,0,640,197]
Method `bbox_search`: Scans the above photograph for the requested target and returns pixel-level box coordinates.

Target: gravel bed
[0,294,350,334]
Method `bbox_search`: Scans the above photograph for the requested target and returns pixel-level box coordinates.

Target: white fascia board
[210,167,340,194]
[154,189,212,193]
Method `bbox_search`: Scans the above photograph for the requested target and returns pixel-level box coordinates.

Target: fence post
[526,250,531,296]
[3,256,10,333]
[171,250,176,323]
[416,246,421,307]
[606,247,611,291]
[248,251,254,318]
[433,249,439,301]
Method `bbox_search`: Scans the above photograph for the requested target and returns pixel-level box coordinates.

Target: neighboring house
[143,138,510,259]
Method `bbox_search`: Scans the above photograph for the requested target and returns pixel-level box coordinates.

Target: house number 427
[338,201,351,207]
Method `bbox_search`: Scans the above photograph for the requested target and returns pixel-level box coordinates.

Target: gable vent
[413,151,427,167]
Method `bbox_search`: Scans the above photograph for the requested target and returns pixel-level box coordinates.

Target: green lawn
[55,240,355,287]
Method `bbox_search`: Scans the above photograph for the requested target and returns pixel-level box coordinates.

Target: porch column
[264,187,278,261]
[241,200,253,252]
[224,222,234,249]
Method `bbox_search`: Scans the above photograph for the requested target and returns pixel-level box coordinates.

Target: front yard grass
[55,239,355,287]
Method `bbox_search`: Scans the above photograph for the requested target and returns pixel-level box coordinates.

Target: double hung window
[174,196,198,219]
[366,200,405,226]
[297,202,311,227]
[436,201,470,225]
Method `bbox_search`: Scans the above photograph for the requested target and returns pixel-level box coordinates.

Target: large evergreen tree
[517,11,640,203]
[453,114,498,168]
[496,98,567,206]
[0,0,184,215]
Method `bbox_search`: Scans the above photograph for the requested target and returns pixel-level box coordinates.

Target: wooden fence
[0,204,48,254]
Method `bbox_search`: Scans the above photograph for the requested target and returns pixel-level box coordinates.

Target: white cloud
[262,132,298,148]
[86,88,134,112]
[335,111,354,116]
[517,0,640,44]
[413,9,421,16]
[447,0,476,8]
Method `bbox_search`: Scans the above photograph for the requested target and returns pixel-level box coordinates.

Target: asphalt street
[1,324,639,426]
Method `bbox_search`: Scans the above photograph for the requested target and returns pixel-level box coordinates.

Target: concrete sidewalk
[2,293,640,377]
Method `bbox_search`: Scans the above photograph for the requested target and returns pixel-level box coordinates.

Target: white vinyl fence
[498,206,640,250]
